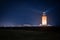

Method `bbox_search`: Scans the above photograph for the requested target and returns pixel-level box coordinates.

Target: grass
[0,29,59,40]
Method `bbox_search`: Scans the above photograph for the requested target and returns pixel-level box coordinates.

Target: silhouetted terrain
[0,26,60,40]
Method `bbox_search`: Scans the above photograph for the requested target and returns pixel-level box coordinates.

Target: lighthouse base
[40,24,52,27]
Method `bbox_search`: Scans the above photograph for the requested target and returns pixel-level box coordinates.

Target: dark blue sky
[0,0,60,26]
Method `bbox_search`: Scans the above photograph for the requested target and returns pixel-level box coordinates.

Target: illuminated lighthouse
[42,12,47,26]
[40,12,51,26]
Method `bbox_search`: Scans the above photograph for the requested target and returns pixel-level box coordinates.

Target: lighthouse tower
[42,12,47,26]
[40,12,48,26]
[40,12,52,26]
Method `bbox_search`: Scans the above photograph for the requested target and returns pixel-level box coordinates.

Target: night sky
[0,0,60,26]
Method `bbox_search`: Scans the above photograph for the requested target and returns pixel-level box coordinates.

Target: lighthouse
[42,12,47,26]
[40,12,51,26]
[40,12,48,26]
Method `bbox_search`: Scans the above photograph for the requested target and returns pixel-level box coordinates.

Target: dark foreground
[0,26,60,40]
